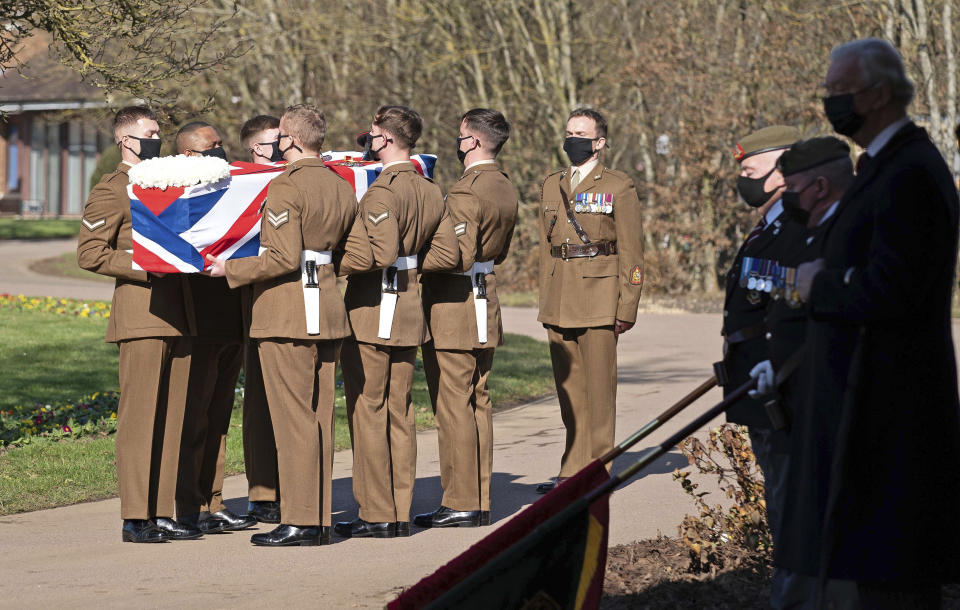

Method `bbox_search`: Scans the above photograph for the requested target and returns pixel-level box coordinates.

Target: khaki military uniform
[240,284,278,503]
[341,161,459,524]
[76,162,195,520]
[421,162,518,511]
[225,157,371,527]
[176,275,244,517]
[538,164,644,477]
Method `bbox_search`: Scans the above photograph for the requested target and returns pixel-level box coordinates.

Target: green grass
[0,218,81,240]
[30,252,113,283]
[0,307,553,515]
[0,308,119,412]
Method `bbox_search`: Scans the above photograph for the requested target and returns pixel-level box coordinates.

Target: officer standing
[336,105,459,539]
[237,114,283,524]
[207,104,372,546]
[172,121,257,534]
[535,108,644,493]
[416,108,519,528]
[77,106,199,542]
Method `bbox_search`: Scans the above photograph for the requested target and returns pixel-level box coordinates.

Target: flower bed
[0,391,119,446]
[0,294,111,318]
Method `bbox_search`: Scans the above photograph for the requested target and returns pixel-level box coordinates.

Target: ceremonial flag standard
[390,460,611,610]
[128,153,436,273]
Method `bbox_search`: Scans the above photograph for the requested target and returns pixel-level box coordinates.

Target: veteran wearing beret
[535,107,645,494]
[747,136,856,609]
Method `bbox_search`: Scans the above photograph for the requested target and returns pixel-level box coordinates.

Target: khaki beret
[777,136,851,176]
[733,125,801,162]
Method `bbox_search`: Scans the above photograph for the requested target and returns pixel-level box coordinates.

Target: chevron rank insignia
[368,211,389,226]
[454,222,467,236]
[266,208,289,229]
[630,265,643,285]
[81,217,106,231]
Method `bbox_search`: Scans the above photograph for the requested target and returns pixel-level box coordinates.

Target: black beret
[777,136,851,176]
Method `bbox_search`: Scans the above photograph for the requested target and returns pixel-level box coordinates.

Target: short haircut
[112,106,157,140]
[792,156,855,193]
[241,115,280,148]
[175,120,215,153]
[282,104,326,152]
[373,105,422,150]
[831,38,915,106]
[461,108,511,155]
[568,107,607,139]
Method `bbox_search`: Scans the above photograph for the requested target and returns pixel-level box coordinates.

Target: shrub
[673,424,771,573]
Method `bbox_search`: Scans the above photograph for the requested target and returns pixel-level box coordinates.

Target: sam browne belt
[549,240,617,260]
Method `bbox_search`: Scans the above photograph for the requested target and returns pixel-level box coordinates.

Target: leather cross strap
[560,186,592,244]
[550,240,618,259]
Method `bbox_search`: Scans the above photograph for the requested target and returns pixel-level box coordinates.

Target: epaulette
[601,167,631,182]
[104,170,125,183]
[539,168,565,201]
[286,164,303,176]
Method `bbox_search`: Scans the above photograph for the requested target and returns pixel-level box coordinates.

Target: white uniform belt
[457,260,495,276]
[392,254,418,270]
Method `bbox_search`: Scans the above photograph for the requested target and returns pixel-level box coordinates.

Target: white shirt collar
[818,199,841,226]
[465,159,496,171]
[866,116,910,157]
[764,199,783,225]
[570,158,600,180]
[381,159,409,170]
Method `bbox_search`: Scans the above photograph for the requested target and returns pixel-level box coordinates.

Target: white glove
[748,360,775,398]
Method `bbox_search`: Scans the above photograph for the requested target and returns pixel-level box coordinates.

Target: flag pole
[598,375,718,465]
[586,376,756,504]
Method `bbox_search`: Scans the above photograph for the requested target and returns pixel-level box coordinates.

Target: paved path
[1,238,958,608]
[0,238,113,301]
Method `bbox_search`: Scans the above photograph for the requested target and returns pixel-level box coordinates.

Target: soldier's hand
[204,254,227,277]
[614,319,634,336]
[796,258,825,302]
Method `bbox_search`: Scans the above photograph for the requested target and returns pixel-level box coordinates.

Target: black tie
[856,152,871,174]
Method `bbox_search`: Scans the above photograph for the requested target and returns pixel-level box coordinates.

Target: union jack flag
[129,153,437,273]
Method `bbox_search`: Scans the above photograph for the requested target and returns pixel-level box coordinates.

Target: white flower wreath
[128,155,231,190]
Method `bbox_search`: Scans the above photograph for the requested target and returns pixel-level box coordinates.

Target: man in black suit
[720,125,805,604]
[787,38,960,607]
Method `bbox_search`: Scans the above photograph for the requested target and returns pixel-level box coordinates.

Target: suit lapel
[823,122,924,244]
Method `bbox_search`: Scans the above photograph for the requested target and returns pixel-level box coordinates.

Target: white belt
[459,261,494,343]
[377,254,419,339]
[301,249,333,335]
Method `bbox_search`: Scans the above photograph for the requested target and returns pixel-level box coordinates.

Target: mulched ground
[601,537,960,609]
[601,537,769,609]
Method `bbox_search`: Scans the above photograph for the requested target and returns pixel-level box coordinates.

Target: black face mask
[267,141,285,163]
[736,166,777,208]
[368,134,389,162]
[128,136,162,160]
[563,136,598,166]
[823,93,866,137]
[199,146,227,161]
[457,135,478,165]
[781,180,816,225]
[277,135,302,160]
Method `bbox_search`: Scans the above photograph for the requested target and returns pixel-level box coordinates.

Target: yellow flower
[79,310,90,318]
